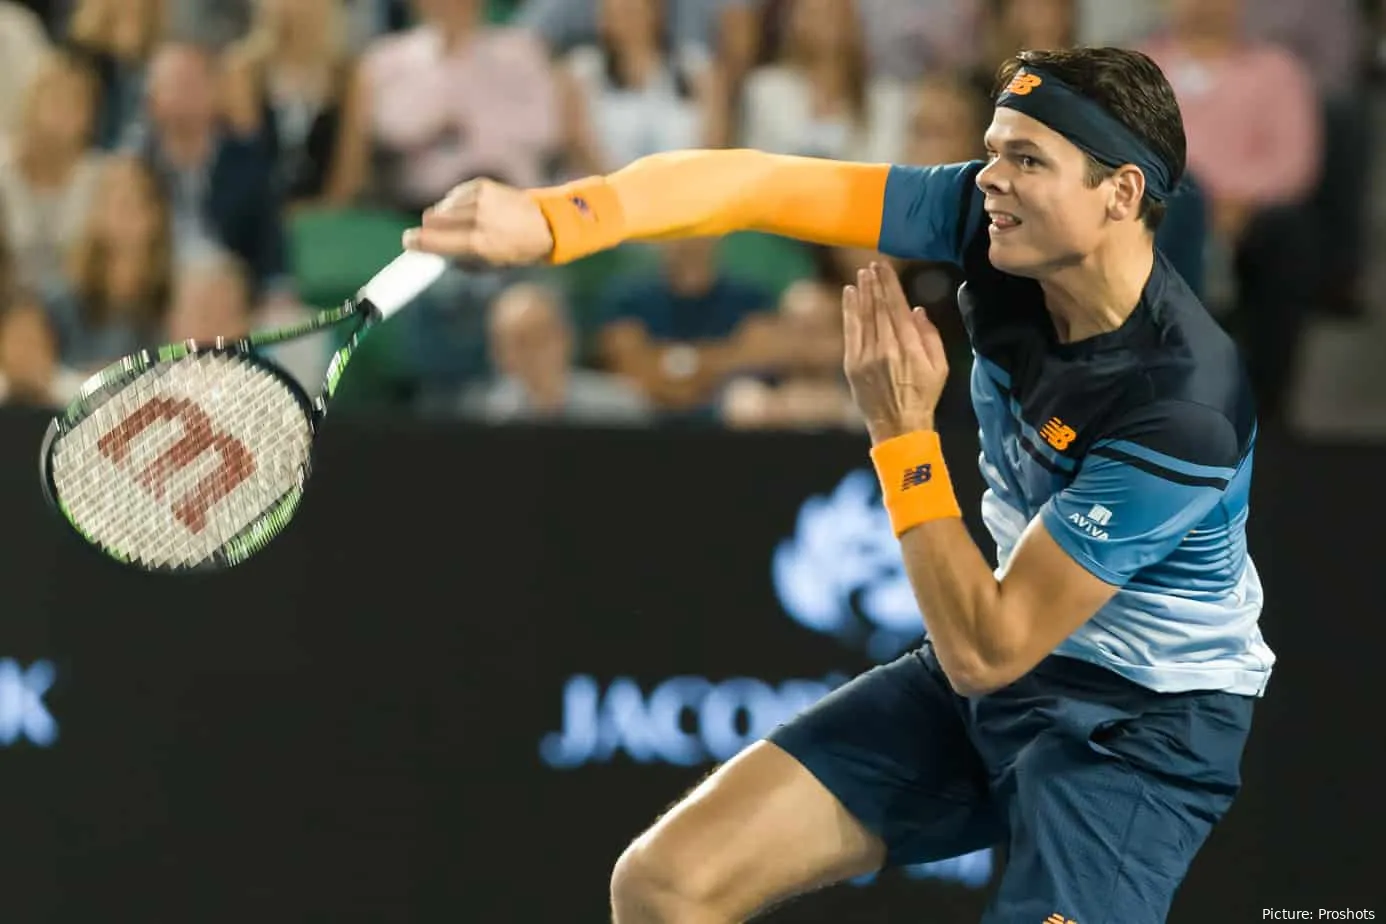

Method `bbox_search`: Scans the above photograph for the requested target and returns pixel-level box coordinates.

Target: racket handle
[359,251,449,321]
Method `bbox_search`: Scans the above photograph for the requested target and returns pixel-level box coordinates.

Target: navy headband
[995,67,1176,202]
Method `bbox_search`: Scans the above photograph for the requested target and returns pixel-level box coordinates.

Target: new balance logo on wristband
[901,464,933,490]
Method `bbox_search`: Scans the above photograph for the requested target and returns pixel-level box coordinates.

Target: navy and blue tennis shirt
[879,160,1273,697]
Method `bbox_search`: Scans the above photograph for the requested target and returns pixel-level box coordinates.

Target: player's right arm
[404,149,983,267]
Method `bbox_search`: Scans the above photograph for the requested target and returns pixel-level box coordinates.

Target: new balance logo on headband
[1006,72,1043,96]
[996,65,1175,201]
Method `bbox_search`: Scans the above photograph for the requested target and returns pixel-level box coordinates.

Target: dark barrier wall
[0,408,1382,923]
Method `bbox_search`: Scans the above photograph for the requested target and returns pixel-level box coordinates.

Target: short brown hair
[994,47,1186,231]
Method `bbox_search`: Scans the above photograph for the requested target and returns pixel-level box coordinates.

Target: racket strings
[49,353,314,570]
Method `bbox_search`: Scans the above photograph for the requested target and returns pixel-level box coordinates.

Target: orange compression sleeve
[527,149,891,265]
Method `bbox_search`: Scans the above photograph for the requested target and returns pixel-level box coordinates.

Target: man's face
[490,289,570,386]
[169,268,251,342]
[29,64,94,149]
[148,46,216,129]
[976,108,1112,277]
[907,82,981,166]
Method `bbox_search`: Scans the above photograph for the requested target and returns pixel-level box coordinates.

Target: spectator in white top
[561,0,727,176]
[0,49,106,291]
[739,0,904,163]
[0,197,53,406]
[0,1,50,146]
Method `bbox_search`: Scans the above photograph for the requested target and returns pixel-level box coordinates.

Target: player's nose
[976,158,1011,196]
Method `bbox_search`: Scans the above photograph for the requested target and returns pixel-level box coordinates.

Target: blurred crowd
[0,0,1380,432]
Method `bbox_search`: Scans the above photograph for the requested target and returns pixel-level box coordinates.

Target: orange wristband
[869,430,963,537]
[527,178,627,265]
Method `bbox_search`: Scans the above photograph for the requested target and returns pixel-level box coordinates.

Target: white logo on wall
[772,470,924,661]
[540,674,844,769]
[0,659,57,747]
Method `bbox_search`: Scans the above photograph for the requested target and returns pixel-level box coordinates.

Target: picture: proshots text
[1263,911,1376,920]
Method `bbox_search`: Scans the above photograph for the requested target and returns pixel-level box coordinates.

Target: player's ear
[1107,165,1145,222]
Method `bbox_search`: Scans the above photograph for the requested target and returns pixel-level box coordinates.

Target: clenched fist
[403,179,555,266]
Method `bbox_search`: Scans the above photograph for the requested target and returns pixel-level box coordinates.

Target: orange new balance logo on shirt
[1039,417,1077,451]
[1044,914,1078,924]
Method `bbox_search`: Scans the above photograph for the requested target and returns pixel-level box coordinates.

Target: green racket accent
[217,487,306,568]
[321,310,373,405]
[246,302,362,350]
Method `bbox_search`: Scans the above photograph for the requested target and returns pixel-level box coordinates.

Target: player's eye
[1017,154,1040,169]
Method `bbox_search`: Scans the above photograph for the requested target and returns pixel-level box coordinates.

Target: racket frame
[39,297,377,574]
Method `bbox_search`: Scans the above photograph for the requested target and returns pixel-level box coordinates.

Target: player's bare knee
[609,842,666,918]
[610,834,729,922]
[609,837,692,910]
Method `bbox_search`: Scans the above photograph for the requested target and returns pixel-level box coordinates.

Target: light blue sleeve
[1038,408,1244,586]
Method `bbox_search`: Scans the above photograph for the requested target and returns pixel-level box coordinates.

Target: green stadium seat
[486,0,521,22]
[289,207,414,309]
[716,232,816,297]
[558,234,814,325]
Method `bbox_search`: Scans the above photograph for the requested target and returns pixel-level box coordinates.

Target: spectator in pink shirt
[1142,0,1323,424]
[358,0,561,214]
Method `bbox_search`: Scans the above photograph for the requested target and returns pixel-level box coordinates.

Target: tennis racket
[39,250,449,574]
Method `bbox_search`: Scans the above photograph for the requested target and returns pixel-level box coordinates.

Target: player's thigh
[614,739,883,918]
[615,647,1000,917]
[984,690,1255,924]
[768,645,1001,867]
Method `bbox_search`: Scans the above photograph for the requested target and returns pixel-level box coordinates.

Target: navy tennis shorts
[768,641,1255,924]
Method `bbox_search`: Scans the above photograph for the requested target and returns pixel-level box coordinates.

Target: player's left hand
[842,261,948,444]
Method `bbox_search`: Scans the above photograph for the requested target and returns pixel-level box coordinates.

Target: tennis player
[407,46,1273,924]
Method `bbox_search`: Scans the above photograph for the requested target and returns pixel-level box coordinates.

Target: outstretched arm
[404,150,984,268]
[530,149,890,263]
